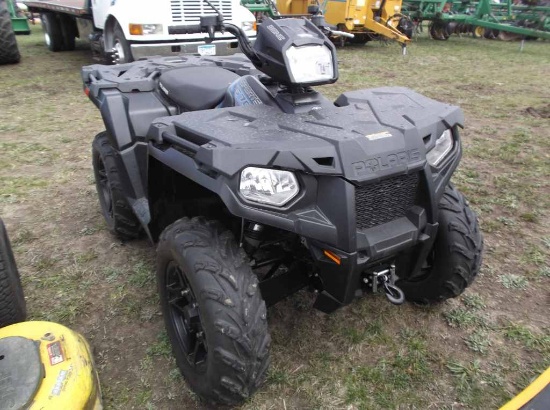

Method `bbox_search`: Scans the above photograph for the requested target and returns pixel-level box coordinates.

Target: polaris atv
[82,6,483,405]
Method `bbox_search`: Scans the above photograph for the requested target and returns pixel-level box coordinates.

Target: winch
[363,264,405,305]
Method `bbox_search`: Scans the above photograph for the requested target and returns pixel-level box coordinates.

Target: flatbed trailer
[25,0,90,17]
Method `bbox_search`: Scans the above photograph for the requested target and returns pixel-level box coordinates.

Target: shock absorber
[240,221,265,254]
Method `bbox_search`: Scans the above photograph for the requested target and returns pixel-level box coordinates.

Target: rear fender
[93,88,156,235]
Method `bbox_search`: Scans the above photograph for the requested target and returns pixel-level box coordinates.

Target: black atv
[82,7,483,406]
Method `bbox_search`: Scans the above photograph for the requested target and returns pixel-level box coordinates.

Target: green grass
[498,274,529,289]
[2,24,549,410]
[502,323,550,353]
[462,293,486,310]
[445,307,487,328]
[465,331,491,354]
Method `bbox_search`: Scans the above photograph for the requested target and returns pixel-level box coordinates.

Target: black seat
[159,66,240,111]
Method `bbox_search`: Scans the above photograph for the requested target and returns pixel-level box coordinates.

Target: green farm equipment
[7,0,30,34]
[402,0,550,40]
[241,0,281,18]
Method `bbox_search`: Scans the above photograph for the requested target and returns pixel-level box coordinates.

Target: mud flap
[114,143,152,239]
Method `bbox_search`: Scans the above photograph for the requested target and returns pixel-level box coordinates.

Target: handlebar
[191,13,350,65]
[224,23,261,65]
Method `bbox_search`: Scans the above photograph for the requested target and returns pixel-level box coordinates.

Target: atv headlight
[426,129,453,166]
[285,45,334,84]
[240,167,299,207]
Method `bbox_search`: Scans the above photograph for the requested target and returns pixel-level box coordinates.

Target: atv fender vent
[313,157,335,167]
[355,173,419,230]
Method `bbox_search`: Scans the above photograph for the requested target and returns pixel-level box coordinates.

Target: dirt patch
[525,104,550,118]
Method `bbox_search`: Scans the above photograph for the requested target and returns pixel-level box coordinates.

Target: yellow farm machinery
[242,0,413,44]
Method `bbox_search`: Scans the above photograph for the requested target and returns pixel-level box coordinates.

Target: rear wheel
[0,0,20,65]
[157,217,270,405]
[397,184,483,303]
[92,132,141,240]
[59,14,76,51]
[41,12,64,51]
[0,218,26,328]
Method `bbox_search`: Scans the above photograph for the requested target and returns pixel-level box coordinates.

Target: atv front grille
[170,0,233,23]
[355,173,419,230]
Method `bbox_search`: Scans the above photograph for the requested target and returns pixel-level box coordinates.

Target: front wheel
[157,217,270,405]
[397,184,483,303]
[111,24,133,64]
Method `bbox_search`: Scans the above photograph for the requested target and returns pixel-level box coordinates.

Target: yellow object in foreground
[500,367,550,410]
[0,321,102,410]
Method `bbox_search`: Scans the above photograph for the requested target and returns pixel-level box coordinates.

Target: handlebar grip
[331,30,355,38]
[181,25,202,34]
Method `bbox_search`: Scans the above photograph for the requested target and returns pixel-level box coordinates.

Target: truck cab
[25,0,257,63]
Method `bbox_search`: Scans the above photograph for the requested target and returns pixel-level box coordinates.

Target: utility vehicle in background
[23,0,257,63]
[82,6,483,405]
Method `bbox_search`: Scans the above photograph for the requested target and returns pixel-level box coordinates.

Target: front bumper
[130,38,254,59]
[307,220,440,312]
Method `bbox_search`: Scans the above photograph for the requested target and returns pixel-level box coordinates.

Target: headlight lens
[242,21,256,31]
[426,129,453,166]
[240,167,299,207]
[129,24,163,35]
[285,45,334,84]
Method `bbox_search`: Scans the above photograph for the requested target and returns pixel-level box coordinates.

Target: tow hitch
[363,264,405,305]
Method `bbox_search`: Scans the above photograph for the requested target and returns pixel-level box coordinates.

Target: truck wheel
[59,14,76,51]
[157,217,270,405]
[0,0,20,65]
[112,24,132,64]
[41,12,64,51]
[92,132,141,240]
[397,184,483,303]
[0,218,26,328]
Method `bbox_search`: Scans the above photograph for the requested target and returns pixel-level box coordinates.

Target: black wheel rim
[96,157,113,219]
[165,261,208,371]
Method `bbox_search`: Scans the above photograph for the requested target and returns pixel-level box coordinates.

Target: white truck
[24,0,257,63]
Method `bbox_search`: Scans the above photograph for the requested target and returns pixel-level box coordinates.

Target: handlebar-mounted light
[252,17,339,87]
